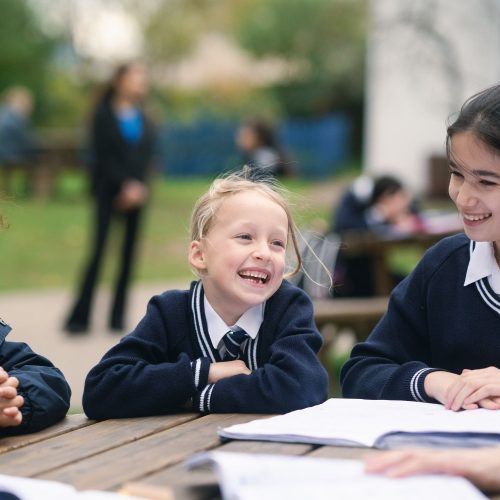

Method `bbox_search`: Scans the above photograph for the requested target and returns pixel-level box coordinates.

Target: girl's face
[448,131,500,249]
[189,190,288,325]
[117,63,149,101]
[236,125,259,152]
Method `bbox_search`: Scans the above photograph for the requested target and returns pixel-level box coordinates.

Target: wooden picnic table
[0,413,497,499]
[340,229,461,296]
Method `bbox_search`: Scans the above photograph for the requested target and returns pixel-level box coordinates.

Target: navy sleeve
[193,287,329,414]
[0,341,71,436]
[340,254,443,403]
[83,294,206,419]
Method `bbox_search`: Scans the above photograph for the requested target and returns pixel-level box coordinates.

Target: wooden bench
[314,296,389,339]
[313,297,389,392]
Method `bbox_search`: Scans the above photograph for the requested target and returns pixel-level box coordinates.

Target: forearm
[83,357,197,419]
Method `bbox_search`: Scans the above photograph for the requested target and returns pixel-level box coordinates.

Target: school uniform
[0,319,71,436]
[341,233,500,402]
[83,280,328,419]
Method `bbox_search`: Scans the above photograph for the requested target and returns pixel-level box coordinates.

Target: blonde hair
[190,168,302,277]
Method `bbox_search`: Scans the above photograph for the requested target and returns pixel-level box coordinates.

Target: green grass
[0,171,332,291]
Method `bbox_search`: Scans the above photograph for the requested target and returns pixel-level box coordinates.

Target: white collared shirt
[464,241,500,294]
[203,297,264,357]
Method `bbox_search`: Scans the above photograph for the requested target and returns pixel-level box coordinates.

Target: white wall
[365,0,500,194]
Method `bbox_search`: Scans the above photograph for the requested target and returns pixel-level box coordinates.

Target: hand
[0,367,23,428]
[208,360,251,383]
[423,370,460,406]
[365,447,500,492]
[444,367,500,411]
[114,180,148,212]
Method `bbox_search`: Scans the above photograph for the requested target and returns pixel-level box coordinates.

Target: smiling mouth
[238,270,270,284]
[463,213,492,221]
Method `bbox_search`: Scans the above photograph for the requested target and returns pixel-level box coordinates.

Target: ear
[189,240,207,273]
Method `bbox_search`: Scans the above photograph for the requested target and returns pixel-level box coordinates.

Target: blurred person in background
[65,61,156,334]
[330,174,422,297]
[236,118,292,178]
[0,86,38,195]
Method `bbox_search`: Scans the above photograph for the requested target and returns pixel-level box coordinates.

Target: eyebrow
[449,160,500,179]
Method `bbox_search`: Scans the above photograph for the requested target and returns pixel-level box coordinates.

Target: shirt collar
[464,241,500,292]
[203,296,264,349]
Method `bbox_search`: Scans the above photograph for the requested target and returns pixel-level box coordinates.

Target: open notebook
[187,451,486,500]
[219,399,500,449]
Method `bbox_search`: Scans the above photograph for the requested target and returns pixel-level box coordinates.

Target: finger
[5,376,19,388]
[464,385,500,406]
[461,402,479,410]
[476,398,500,410]
[0,386,18,399]
[2,406,20,417]
[4,395,24,409]
[447,381,482,411]
[0,368,8,384]
[365,451,412,473]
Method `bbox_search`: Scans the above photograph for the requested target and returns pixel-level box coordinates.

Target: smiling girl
[82,170,328,418]
[341,84,500,412]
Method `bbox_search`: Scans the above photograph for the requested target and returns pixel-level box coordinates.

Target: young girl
[341,84,500,412]
[83,171,328,418]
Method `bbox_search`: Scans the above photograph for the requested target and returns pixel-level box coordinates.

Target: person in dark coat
[0,318,71,436]
[65,61,156,333]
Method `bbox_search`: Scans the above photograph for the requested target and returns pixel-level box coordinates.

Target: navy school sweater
[341,233,500,402]
[83,280,328,418]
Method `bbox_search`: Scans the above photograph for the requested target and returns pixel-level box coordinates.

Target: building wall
[365,0,500,195]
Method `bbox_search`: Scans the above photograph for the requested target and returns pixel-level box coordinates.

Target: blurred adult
[0,86,38,194]
[236,118,292,177]
[65,61,156,334]
[331,175,421,297]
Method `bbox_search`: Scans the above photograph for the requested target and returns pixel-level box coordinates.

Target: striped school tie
[222,327,249,361]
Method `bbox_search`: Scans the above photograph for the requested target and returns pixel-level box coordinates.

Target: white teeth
[240,271,268,279]
[463,213,491,221]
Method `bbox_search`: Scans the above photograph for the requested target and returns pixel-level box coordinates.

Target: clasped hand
[425,367,500,411]
[208,360,251,384]
[0,367,23,427]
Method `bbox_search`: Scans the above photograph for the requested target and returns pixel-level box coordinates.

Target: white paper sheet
[187,451,486,500]
[219,398,500,448]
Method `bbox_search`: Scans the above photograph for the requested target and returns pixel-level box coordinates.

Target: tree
[0,0,56,122]
[234,0,367,117]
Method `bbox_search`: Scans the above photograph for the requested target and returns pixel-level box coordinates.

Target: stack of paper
[219,399,500,448]
[187,451,486,500]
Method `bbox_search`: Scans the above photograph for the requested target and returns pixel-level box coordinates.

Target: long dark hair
[447,84,500,157]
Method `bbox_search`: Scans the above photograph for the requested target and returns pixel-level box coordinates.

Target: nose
[454,180,478,209]
[252,240,271,261]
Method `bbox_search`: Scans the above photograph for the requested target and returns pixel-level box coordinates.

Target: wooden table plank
[142,439,314,489]
[0,413,199,477]
[39,413,264,491]
[0,415,94,453]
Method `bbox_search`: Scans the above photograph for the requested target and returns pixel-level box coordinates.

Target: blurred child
[83,170,328,418]
[331,175,421,297]
[236,119,292,177]
[341,84,500,411]
[332,175,420,237]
